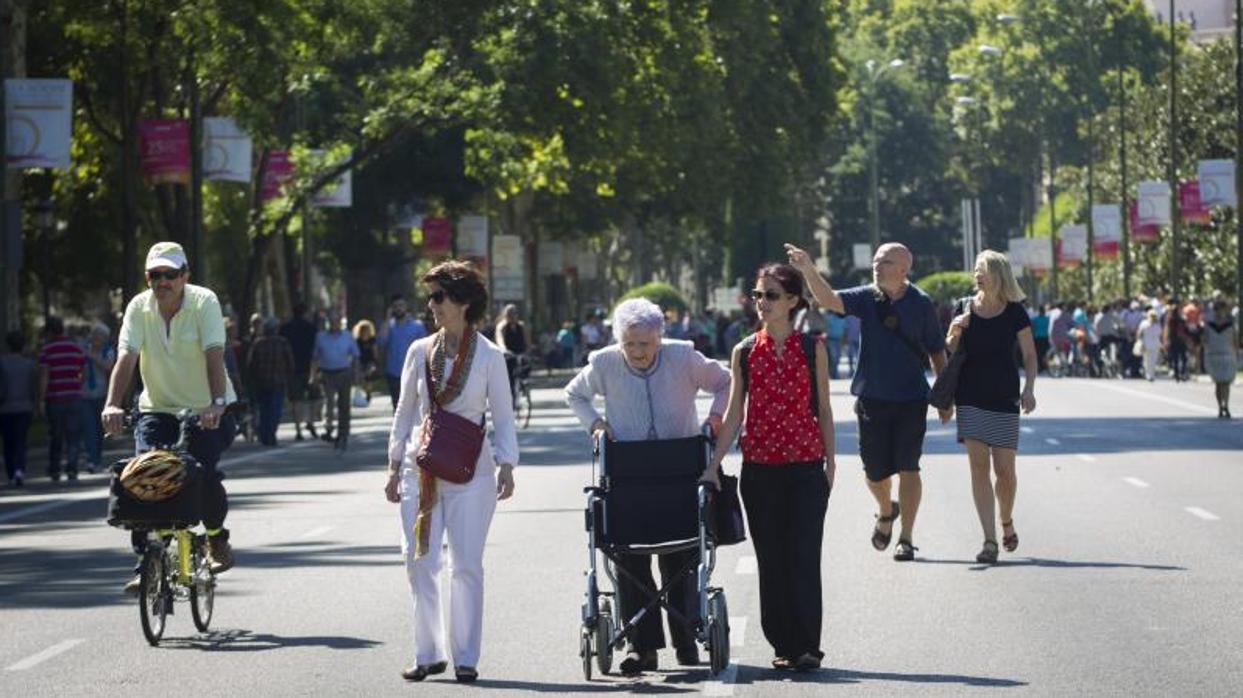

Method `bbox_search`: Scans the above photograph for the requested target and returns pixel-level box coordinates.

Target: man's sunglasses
[427,290,449,304]
[146,269,184,282]
[749,290,787,302]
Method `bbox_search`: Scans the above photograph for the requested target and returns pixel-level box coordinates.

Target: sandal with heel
[871,500,900,551]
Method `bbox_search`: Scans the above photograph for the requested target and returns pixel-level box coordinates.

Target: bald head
[873,243,913,291]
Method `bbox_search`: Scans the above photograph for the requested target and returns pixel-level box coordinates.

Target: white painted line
[735,556,756,575]
[1094,382,1218,415]
[300,525,333,539]
[702,661,739,696]
[6,639,84,671]
[1045,438,1061,446]
[1123,477,1150,489]
[1020,426,1034,434]
[1075,454,1098,463]
[729,616,747,648]
[1185,507,1220,521]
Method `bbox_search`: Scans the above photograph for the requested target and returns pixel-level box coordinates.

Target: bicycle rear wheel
[189,540,216,632]
[139,547,167,646]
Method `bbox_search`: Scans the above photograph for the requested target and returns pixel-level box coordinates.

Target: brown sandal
[871,501,900,551]
[1001,520,1018,553]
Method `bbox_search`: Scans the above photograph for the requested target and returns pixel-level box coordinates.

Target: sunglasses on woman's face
[749,289,786,302]
[427,290,448,304]
[146,269,183,282]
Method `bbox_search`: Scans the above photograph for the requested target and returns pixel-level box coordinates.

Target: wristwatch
[211,396,227,407]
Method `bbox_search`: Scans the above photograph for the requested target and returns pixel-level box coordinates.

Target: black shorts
[287,371,311,401]
[854,398,928,482]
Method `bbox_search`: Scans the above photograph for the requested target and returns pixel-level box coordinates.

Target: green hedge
[616,282,688,315]
[914,271,974,303]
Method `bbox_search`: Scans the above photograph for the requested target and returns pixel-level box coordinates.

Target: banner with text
[1198,159,1237,207]
[1136,180,1171,227]
[139,119,190,184]
[1057,224,1086,268]
[202,117,251,182]
[1129,200,1159,243]
[5,79,73,170]
[1091,204,1122,258]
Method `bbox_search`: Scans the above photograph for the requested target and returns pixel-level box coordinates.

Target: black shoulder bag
[928,297,971,410]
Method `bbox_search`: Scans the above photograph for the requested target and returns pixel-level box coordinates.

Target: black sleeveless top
[501,322,527,354]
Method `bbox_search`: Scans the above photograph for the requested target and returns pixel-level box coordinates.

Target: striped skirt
[956,404,1020,450]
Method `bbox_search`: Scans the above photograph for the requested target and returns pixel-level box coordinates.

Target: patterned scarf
[414,329,478,558]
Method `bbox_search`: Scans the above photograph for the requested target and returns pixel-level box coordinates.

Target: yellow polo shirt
[118,284,237,413]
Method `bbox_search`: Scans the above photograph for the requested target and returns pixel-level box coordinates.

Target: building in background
[1146,0,1233,43]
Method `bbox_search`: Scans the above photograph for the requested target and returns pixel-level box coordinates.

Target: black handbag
[929,297,970,410]
[712,474,747,546]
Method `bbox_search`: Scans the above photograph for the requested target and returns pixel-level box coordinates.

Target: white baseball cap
[145,241,188,271]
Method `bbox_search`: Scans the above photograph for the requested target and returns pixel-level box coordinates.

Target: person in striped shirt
[36,316,87,481]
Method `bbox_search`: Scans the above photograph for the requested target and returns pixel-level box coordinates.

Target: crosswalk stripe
[6,639,84,671]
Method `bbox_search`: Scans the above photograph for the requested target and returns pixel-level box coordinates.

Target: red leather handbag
[415,353,484,484]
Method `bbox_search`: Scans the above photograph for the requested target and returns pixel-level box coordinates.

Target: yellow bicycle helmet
[119,450,188,502]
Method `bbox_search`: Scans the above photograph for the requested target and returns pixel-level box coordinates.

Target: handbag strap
[874,286,928,364]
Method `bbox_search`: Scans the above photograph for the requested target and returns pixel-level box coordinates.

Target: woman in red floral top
[705,263,836,673]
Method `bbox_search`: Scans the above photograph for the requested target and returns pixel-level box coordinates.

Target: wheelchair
[579,427,730,679]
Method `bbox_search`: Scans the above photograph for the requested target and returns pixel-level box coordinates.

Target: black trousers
[130,412,236,552]
[741,461,830,659]
[616,548,698,652]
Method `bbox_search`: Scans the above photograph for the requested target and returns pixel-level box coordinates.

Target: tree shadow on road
[157,628,381,652]
[918,556,1187,572]
[0,545,136,609]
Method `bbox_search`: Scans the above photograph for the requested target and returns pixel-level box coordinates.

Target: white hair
[612,298,665,337]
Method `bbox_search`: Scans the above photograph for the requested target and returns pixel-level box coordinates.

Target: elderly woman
[945,251,1037,565]
[565,298,730,676]
[385,260,517,684]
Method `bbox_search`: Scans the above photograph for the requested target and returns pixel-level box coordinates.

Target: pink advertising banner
[138,119,190,184]
[421,217,453,256]
[260,150,294,202]
[1178,181,1211,225]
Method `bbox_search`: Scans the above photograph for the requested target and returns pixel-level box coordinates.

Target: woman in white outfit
[384,260,518,683]
[1137,310,1163,381]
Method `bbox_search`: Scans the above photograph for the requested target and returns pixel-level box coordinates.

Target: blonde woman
[945,251,1037,564]
[353,319,378,398]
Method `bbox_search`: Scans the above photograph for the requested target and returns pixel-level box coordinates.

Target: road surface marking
[6,639,84,671]
[300,525,333,539]
[1185,507,1220,521]
[729,616,747,647]
[702,661,739,696]
[1094,382,1217,415]
[1020,426,1034,434]
[1075,454,1098,462]
[1123,477,1150,489]
[1045,438,1061,446]
[735,557,756,575]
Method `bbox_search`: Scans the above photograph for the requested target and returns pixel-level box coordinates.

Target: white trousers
[1143,347,1159,380]
[399,461,497,667]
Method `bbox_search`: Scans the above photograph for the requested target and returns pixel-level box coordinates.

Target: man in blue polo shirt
[311,308,359,451]
[378,294,426,411]
[787,242,948,562]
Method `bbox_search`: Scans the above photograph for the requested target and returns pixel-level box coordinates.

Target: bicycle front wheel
[139,547,167,646]
[189,542,216,632]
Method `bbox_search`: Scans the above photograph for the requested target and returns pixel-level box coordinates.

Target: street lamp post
[1236,0,1242,312]
[865,57,905,252]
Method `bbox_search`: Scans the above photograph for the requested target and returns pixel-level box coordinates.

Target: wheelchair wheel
[707,590,730,675]
[139,548,167,646]
[580,624,594,681]
[595,599,613,675]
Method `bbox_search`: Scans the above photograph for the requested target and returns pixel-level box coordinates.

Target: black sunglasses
[749,290,787,302]
[146,269,184,282]
[427,290,448,304]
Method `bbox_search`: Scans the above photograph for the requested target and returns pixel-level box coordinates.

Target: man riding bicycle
[102,242,238,593]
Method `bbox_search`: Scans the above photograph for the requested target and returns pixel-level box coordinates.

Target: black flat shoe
[454,666,478,683]
[675,645,700,666]
[400,661,447,682]
[619,650,657,676]
[793,652,822,672]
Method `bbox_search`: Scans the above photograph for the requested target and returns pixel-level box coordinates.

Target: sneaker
[123,574,142,595]
[207,536,235,574]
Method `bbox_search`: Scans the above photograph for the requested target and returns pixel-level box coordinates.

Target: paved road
[1,374,1240,696]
